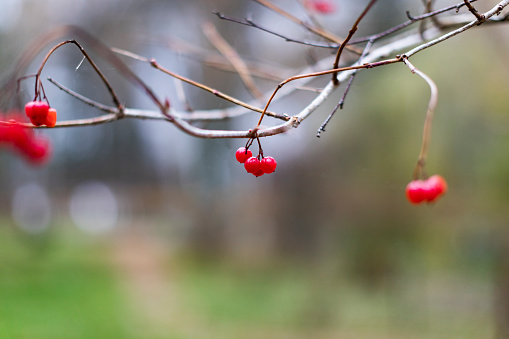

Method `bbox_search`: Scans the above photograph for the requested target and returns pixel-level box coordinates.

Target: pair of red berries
[235,147,277,177]
[25,101,57,127]
[0,118,51,164]
[405,175,447,204]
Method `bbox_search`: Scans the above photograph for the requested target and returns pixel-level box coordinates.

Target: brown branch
[332,0,377,85]
[34,39,124,116]
[111,48,284,120]
[255,56,402,128]
[463,0,485,24]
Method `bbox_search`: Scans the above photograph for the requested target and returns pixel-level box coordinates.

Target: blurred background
[1,0,508,338]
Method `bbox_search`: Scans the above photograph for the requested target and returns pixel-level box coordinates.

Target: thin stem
[318,40,374,137]
[253,0,362,54]
[112,48,284,119]
[405,0,509,57]
[402,57,438,180]
[214,12,338,49]
[332,0,377,84]
[34,40,123,115]
[351,0,479,44]
[255,57,402,128]
[463,0,485,23]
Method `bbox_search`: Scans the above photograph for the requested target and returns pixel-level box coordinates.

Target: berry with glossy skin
[244,156,261,174]
[253,169,265,177]
[260,156,277,174]
[235,147,252,163]
[426,175,448,201]
[406,175,448,204]
[405,180,426,204]
[45,108,57,128]
[25,101,50,126]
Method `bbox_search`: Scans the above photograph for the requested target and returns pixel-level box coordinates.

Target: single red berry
[425,175,448,202]
[0,116,52,165]
[253,169,265,177]
[306,0,336,14]
[24,136,51,164]
[260,156,277,174]
[10,125,31,150]
[45,108,57,128]
[235,147,252,163]
[244,157,261,174]
[0,120,29,149]
[405,180,426,204]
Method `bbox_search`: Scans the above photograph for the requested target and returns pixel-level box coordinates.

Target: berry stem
[256,136,264,159]
[402,57,438,180]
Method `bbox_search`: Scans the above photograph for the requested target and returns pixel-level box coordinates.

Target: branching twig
[252,0,362,54]
[4,1,508,144]
[214,12,338,49]
[332,0,377,85]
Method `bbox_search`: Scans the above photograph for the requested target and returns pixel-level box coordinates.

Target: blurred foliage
[0,218,496,339]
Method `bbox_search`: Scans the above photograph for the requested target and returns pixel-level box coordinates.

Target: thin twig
[253,0,362,54]
[351,0,478,44]
[34,40,124,116]
[202,21,264,101]
[317,40,374,137]
[332,0,377,84]
[405,0,509,57]
[214,12,338,49]
[255,57,402,128]
[112,47,282,119]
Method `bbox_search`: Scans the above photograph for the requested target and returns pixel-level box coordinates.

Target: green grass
[173,257,494,339]
[0,222,131,339]
[0,218,497,339]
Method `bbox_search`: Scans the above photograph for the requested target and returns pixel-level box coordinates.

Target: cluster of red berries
[0,117,51,164]
[405,175,447,205]
[25,101,57,127]
[305,0,336,14]
[235,147,277,177]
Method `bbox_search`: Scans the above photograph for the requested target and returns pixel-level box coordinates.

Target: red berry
[244,157,261,174]
[24,136,51,164]
[1,115,52,165]
[1,121,29,148]
[260,156,277,174]
[306,0,336,14]
[235,147,252,163]
[405,180,426,204]
[25,101,50,126]
[425,175,448,202]
[253,169,264,177]
[45,108,57,128]
[405,175,448,205]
